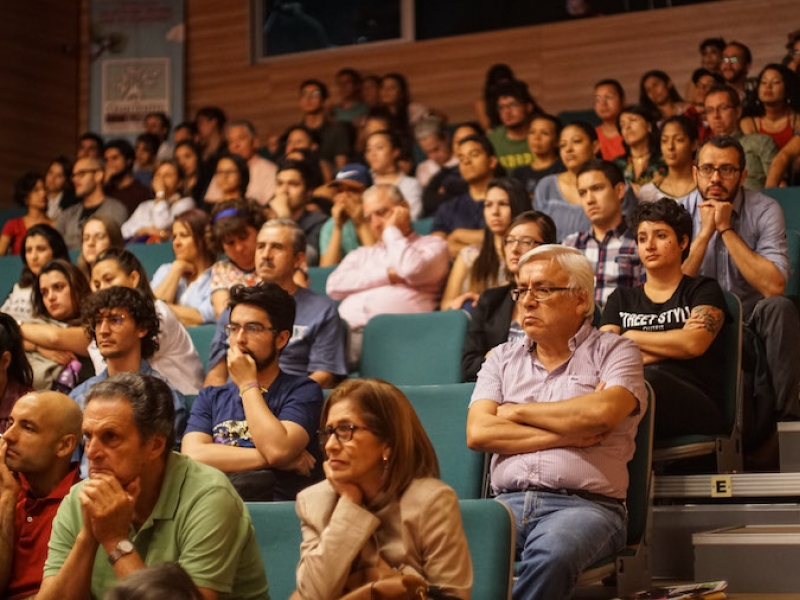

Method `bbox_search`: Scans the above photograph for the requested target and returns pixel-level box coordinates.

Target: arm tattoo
[690,305,724,334]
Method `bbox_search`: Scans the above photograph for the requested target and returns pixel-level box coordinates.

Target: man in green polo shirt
[38,373,268,600]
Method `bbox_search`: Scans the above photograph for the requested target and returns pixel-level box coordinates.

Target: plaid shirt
[563,221,644,307]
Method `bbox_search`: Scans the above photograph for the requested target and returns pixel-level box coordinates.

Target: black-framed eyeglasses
[224,323,277,337]
[318,423,372,446]
[696,164,741,179]
[510,287,575,302]
[503,236,544,251]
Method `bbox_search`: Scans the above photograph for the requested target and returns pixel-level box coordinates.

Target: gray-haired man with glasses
[681,135,800,462]
[183,282,324,501]
[467,244,646,600]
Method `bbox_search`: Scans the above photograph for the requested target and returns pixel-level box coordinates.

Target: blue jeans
[496,490,627,600]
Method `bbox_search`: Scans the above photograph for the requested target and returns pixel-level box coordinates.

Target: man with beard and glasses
[680,135,800,463]
[70,286,187,477]
[204,219,346,390]
[183,282,325,501]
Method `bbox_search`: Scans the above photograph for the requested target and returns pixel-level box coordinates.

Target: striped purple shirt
[470,321,646,499]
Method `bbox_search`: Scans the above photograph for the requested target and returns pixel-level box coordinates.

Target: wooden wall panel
[186,0,800,144]
[0,2,79,207]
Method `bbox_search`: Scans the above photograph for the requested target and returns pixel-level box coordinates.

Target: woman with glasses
[440,178,530,311]
[461,211,557,382]
[76,215,124,279]
[87,247,204,395]
[294,378,472,599]
[740,63,800,149]
[638,116,699,204]
[600,199,726,440]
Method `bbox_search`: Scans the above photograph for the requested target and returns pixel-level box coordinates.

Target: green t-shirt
[44,452,269,600]
[319,217,362,262]
[488,126,532,173]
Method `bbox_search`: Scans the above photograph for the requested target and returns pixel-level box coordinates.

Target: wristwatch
[107,539,135,565]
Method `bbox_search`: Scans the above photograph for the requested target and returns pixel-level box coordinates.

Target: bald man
[55,156,128,249]
[0,392,83,600]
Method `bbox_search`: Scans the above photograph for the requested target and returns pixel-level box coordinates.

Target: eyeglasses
[696,164,741,179]
[224,323,277,337]
[722,56,741,64]
[318,423,372,446]
[300,90,322,99]
[510,287,575,302]
[705,104,734,116]
[503,236,544,251]
[94,314,127,331]
[72,169,100,179]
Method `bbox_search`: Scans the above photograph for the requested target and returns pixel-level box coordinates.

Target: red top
[7,466,81,600]
[1,217,27,255]
[756,115,797,149]
[596,126,625,161]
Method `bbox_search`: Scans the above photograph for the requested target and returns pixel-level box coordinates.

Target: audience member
[0,391,82,600]
[467,244,646,600]
[205,121,278,205]
[594,79,627,160]
[173,140,208,204]
[121,160,194,242]
[0,172,52,256]
[194,105,227,166]
[295,378,472,599]
[487,79,537,173]
[327,184,449,367]
[680,135,800,457]
[615,105,667,192]
[414,114,458,188]
[564,159,644,307]
[421,121,481,218]
[208,199,265,317]
[133,133,159,187]
[639,69,693,124]
[685,37,726,100]
[205,219,347,389]
[144,111,173,162]
[205,153,250,210]
[319,164,375,267]
[432,133,500,257]
[151,209,216,326]
[535,121,624,242]
[638,115,699,203]
[76,215,124,279]
[43,157,78,220]
[71,286,187,473]
[361,74,381,109]
[705,84,777,191]
[512,113,566,196]
[475,63,517,131]
[296,79,351,170]
[2,224,69,320]
[173,121,196,145]
[740,63,800,149]
[22,259,93,390]
[270,160,328,265]
[461,210,557,382]
[0,315,33,433]
[689,68,725,125]
[88,248,204,395]
[766,134,800,187]
[353,106,398,162]
[39,373,269,600]
[76,132,104,161]
[103,139,152,215]
[364,130,423,219]
[333,67,368,123]
[441,178,529,311]
[104,563,203,600]
[183,282,323,501]
[602,198,727,440]
[380,72,429,134]
[721,41,754,100]
[55,156,128,250]
[282,125,333,183]
[785,29,800,74]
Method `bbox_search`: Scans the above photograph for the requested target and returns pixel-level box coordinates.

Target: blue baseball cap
[330,163,372,189]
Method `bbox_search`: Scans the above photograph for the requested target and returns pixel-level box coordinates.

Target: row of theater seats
[764,187,800,297]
